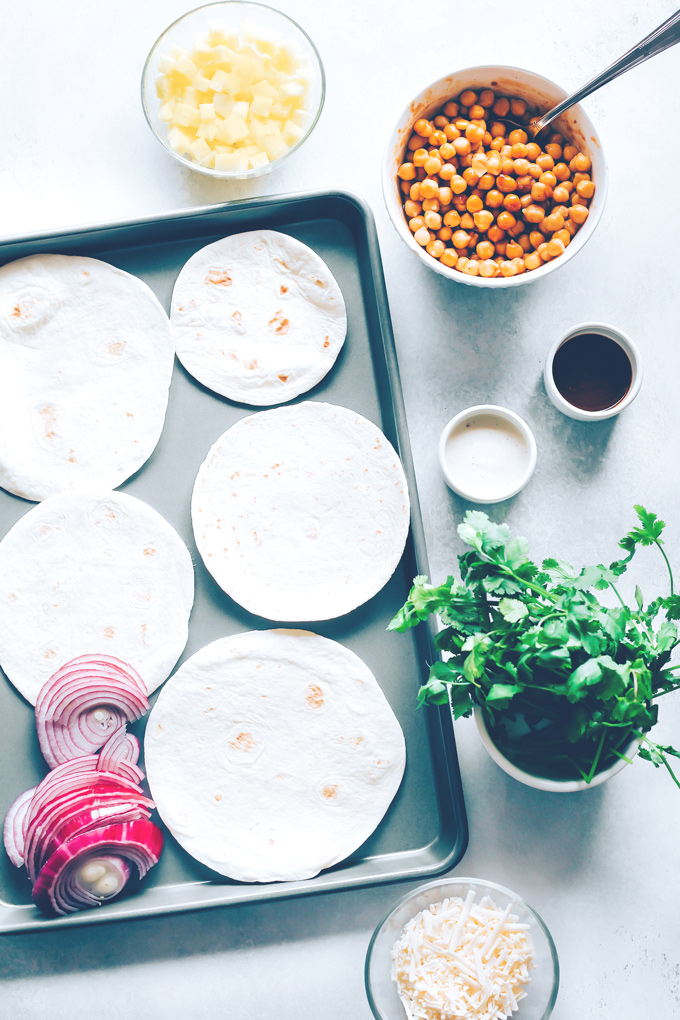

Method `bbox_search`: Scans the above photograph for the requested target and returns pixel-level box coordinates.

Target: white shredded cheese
[390,892,535,1020]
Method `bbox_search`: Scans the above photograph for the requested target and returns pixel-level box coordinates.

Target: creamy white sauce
[444,413,531,500]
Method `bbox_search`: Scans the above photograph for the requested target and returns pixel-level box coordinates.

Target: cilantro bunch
[390,506,680,785]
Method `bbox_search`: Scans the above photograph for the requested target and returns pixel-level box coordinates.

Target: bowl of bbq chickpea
[384,66,607,286]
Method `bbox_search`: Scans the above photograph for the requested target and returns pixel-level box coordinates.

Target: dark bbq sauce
[552,332,633,412]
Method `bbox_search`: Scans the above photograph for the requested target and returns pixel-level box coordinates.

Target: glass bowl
[141,1,325,180]
[365,876,559,1020]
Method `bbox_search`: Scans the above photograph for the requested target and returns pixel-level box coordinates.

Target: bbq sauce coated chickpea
[399,89,594,276]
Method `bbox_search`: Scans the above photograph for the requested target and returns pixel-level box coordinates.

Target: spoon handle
[533,8,680,133]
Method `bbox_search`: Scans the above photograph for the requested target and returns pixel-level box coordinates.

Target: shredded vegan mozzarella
[391,891,535,1020]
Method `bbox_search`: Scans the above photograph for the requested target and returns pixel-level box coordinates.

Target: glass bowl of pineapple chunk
[142,1,325,178]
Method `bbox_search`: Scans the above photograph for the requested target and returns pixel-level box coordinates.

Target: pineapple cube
[273,37,301,74]
[208,19,238,47]
[174,54,199,84]
[211,45,236,68]
[199,102,217,122]
[250,95,273,118]
[212,69,242,95]
[213,93,235,118]
[173,103,201,128]
[214,150,249,172]
[232,100,249,120]
[262,132,287,161]
[167,125,194,155]
[198,151,216,168]
[157,54,176,75]
[182,86,200,107]
[168,43,185,60]
[221,114,249,144]
[189,137,212,161]
[249,151,270,169]
[196,120,217,141]
[193,31,212,56]
[278,80,304,100]
[282,119,304,147]
[192,74,214,92]
[270,101,291,120]
[156,76,174,100]
[251,80,278,99]
[291,108,308,127]
[158,100,175,122]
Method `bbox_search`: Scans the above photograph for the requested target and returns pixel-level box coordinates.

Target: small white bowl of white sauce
[438,405,537,504]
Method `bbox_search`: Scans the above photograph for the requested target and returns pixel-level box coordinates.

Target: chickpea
[486,189,504,208]
[508,221,524,237]
[399,180,411,195]
[456,256,470,271]
[563,144,578,161]
[397,163,416,181]
[482,131,493,145]
[569,204,589,224]
[493,96,510,116]
[576,179,595,199]
[455,118,470,131]
[569,152,591,173]
[452,229,472,248]
[429,130,447,147]
[507,129,527,147]
[571,192,588,207]
[515,174,533,192]
[438,186,453,205]
[444,123,461,141]
[409,216,425,232]
[517,233,531,251]
[497,174,516,193]
[552,184,570,204]
[524,251,542,271]
[434,115,449,128]
[511,143,529,160]
[409,183,421,201]
[509,97,526,117]
[404,200,421,218]
[476,239,495,259]
[474,209,494,231]
[545,143,562,160]
[426,239,446,258]
[497,210,516,229]
[539,171,557,189]
[462,167,481,187]
[424,156,443,176]
[505,240,523,259]
[439,142,457,162]
[458,154,472,168]
[553,228,571,247]
[488,225,506,243]
[443,210,461,227]
[413,226,432,246]
[489,136,505,151]
[494,241,507,256]
[452,195,467,211]
[478,259,496,277]
[460,212,474,228]
[503,193,521,212]
[462,259,480,276]
[519,193,535,209]
[443,102,459,117]
[419,178,440,200]
[469,104,486,120]
[500,157,515,175]
[527,163,542,179]
[478,173,494,190]
[440,248,458,267]
[500,144,512,157]
[525,141,541,160]
[414,119,434,137]
[500,260,518,277]
[523,204,545,223]
[438,226,453,241]
[553,162,571,181]
[513,257,527,274]
[466,194,483,213]
[407,135,422,151]
[486,153,502,175]
[536,153,554,171]
[541,211,565,232]
[537,241,552,260]
[412,148,429,167]
[424,211,442,230]
[439,163,456,181]
[453,137,472,156]
[547,238,565,258]
[531,182,551,202]
[460,89,478,107]
[529,230,545,249]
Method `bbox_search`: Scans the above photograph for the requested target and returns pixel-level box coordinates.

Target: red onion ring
[32,820,163,916]
[2,787,36,868]
[97,731,140,772]
[35,655,149,769]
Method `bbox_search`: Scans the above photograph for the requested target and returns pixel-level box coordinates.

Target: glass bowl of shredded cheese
[365,876,559,1020]
[141,2,325,179]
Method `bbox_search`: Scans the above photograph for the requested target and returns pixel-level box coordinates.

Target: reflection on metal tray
[0,190,467,933]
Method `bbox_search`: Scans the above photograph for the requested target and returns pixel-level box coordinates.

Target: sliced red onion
[3,787,36,867]
[32,820,163,916]
[97,731,140,772]
[35,654,149,769]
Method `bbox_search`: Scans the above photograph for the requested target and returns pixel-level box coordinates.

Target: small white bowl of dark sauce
[544,322,642,421]
[438,405,537,503]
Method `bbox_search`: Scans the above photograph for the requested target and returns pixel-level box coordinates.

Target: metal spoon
[511,8,680,136]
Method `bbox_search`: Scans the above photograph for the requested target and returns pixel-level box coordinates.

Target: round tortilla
[170,230,346,405]
[144,629,406,883]
[0,489,194,704]
[191,401,410,621]
[0,253,174,502]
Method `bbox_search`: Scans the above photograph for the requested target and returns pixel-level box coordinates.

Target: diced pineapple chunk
[278,80,304,100]
[158,54,176,75]
[156,76,174,100]
[221,113,249,144]
[196,120,217,141]
[174,54,199,83]
[158,101,175,122]
[214,150,249,172]
[167,125,194,154]
[251,80,278,99]
[262,132,287,161]
[189,137,212,160]
[199,103,217,122]
[192,73,214,92]
[182,86,200,108]
[213,93,235,118]
[232,100,249,120]
[270,101,291,120]
[250,95,273,118]
[282,119,304,147]
[173,103,201,127]
[208,19,239,47]
[249,151,270,169]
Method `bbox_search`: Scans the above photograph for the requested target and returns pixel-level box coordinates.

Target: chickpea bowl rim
[141,0,326,180]
[382,64,609,288]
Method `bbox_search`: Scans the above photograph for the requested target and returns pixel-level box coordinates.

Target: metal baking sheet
[0,190,467,933]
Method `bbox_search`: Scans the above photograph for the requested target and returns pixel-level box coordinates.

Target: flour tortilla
[0,490,194,704]
[144,629,406,883]
[191,401,410,621]
[0,253,174,502]
[171,230,346,405]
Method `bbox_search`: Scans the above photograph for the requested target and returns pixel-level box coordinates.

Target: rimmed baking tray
[0,190,467,933]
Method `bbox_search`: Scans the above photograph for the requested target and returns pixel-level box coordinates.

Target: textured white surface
[171,230,346,405]
[0,255,174,501]
[192,401,410,620]
[144,629,405,882]
[2,0,680,1018]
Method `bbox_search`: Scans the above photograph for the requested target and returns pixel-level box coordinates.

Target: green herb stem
[654,540,675,596]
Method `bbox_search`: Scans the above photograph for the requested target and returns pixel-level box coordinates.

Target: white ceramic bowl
[475,709,638,792]
[438,404,537,503]
[366,875,559,1020]
[544,321,643,421]
[383,65,608,287]
[141,1,325,180]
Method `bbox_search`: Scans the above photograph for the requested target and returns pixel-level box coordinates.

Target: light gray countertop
[2,0,680,1016]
